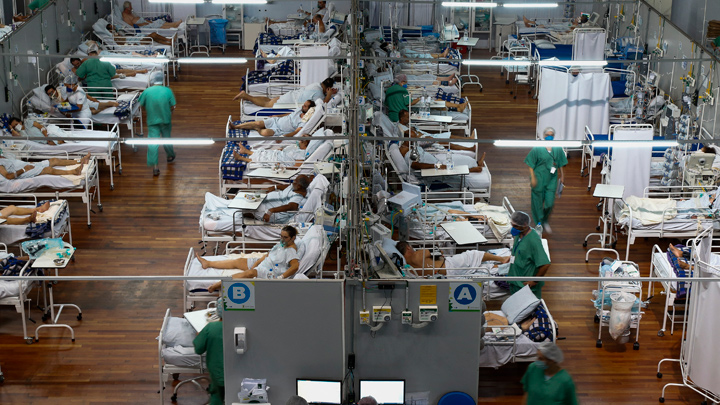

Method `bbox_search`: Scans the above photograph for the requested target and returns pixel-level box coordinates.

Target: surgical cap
[87,44,99,54]
[511,211,531,227]
[358,397,378,405]
[538,341,564,363]
[286,396,309,405]
[215,298,224,319]
[543,127,556,136]
[394,74,407,84]
[150,71,164,85]
[63,75,78,85]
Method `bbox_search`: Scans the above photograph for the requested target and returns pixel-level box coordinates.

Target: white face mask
[14,124,22,132]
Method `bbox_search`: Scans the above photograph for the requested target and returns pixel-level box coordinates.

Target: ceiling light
[494,140,583,148]
[462,60,531,67]
[504,3,558,8]
[442,2,498,8]
[125,139,215,145]
[177,57,248,64]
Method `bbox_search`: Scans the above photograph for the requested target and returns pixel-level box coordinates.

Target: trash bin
[208,18,229,46]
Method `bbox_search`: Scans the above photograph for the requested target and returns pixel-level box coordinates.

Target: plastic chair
[437,391,475,405]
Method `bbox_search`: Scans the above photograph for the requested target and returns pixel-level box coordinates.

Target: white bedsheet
[474,202,511,241]
[18,130,117,154]
[91,92,141,124]
[112,72,150,89]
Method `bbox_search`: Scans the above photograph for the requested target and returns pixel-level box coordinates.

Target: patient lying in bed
[230,100,315,138]
[0,153,89,180]
[0,202,51,225]
[197,226,301,291]
[231,137,313,166]
[398,110,473,152]
[396,241,510,276]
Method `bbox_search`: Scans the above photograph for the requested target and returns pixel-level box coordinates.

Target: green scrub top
[138,85,176,126]
[508,229,550,298]
[522,362,578,405]
[525,147,568,185]
[193,321,224,386]
[714,37,720,47]
[28,0,50,10]
[75,59,116,95]
[385,83,411,122]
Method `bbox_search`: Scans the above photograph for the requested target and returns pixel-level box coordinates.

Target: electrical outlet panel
[372,306,391,322]
[359,310,370,325]
[419,306,438,322]
[402,311,413,325]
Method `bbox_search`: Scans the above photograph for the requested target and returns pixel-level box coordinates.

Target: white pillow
[297,226,325,275]
[388,143,409,174]
[162,317,196,347]
[501,285,540,324]
[92,18,112,40]
[295,188,322,223]
[534,39,556,50]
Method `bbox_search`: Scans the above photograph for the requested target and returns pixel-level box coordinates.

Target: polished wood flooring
[0,49,708,404]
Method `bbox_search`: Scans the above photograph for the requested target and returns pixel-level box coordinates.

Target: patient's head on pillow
[396,241,412,257]
[301,99,316,114]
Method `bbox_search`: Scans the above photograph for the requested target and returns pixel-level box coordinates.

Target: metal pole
[347,0,362,278]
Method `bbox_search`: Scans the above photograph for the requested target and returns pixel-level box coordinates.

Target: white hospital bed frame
[648,244,688,337]
[0,246,37,344]
[0,194,73,249]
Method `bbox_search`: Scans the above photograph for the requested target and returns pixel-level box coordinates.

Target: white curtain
[537,68,611,140]
[687,239,720,398]
[409,3,434,26]
[610,128,653,199]
[368,1,408,27]
[573,30,606,60]
[300,46,329,86]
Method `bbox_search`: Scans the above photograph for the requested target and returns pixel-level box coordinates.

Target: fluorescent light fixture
[442,2,498,8]
[594,140,678,148]
[177,57,248,64]
[538,60,608,67]
[148,0,203,3]
[125,139,215,146]
[462,60,531,67]
[212,0,267,3]
[101,56,170,64]
[504,2,558,7]
[494,140,582,148]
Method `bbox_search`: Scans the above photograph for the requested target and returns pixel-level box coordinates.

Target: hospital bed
[0,246,37,344]
[48,52,162,91]
[21,86,144,141]
[241,63,302,99]
[397,46,462,76]
[648,244,689,337]
[184,224,331,311]
[6,117,122,190]
[615,188,716,261]
[0,195,72,249]
[203,174,332,249]
[480,298,557,367]
[157,308,208,403]
[0,157,101,228]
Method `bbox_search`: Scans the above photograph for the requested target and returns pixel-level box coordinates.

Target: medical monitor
[687,153,715,172]
[296,379,342,404]
[359,380,405,405]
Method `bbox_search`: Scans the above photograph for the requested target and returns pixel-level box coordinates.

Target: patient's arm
[411,161,446,170]
[283,127,303,138]
[0,164,34,180]
[263,202,300,222]
[281,259,300,279]
[482,252,511,263]
[446,208,486,221]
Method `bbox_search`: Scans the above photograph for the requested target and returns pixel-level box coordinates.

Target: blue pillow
[381,238,406,267]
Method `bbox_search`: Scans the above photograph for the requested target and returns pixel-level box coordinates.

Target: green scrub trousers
[508,230,550,299]
[525,147,568,225]
[193,321,225,405]
[522,362,578,405]
[138,85,176,167]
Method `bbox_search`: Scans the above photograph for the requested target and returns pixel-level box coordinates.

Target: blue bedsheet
[532,43,573,60]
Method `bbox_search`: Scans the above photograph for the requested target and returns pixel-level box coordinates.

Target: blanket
[620,196,677,225]
[59,163,89,186]
[474,202,511,240]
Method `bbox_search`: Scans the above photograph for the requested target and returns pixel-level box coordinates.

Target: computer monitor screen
[359,380,405,405]
[296,379,342,404]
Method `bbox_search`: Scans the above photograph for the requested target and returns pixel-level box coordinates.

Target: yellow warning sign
[420,285,437,305]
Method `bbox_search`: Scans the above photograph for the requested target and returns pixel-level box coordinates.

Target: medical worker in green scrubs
[74,46,116,98]
[194,299,225,405]
[525,127,567,234]
[522,342,578,405]
[508,211,551,299]
[138,71,176,176]
[28,0,49,11]
[385,74,420,122]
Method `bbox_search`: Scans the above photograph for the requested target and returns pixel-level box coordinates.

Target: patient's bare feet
[457,100,469,113]
[232,151,252,163]
[440,47,450,58]
[36,201,51,213]
[28,211,37,223]
[232,90,246,101]
[668,243,684,258]
[195,250,211,269]
[71,164,84,175]
[80,153,91,165]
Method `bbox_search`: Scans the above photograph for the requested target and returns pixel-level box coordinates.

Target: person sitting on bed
[232,77,336,106]
[399,142,487,173]
[231,136,315,166]
[8,116,64,145]
[396,241,510,276]
[54,76,120,125]
[0,152,90,180]
[199,225,301,291]
[398,110,474,152]
[248,175,312,223]
[121,1,182,29]
[0,201,51,225]
[228,100,316,138]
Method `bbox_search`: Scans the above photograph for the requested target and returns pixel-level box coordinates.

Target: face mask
[402,84,408,88]
[14,124,22,132]
[280,242,286,248]
[535,360,548,370]
[545,135,554,141]
[66,86,74,93]
[510,227,522,237]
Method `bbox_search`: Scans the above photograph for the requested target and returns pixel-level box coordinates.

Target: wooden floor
[0,49,709,404]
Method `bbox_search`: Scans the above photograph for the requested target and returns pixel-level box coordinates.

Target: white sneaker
[543,222,552,234]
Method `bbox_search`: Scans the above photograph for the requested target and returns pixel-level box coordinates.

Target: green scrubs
[522,362,578,405]
[385,83,411,122]
[508,229,550,299]
[714,37,720,47]
[28,0,49,10]
[75,59,116,98]
[138,85,176,166]
[525,147,568,225]
[194,321,225,405]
